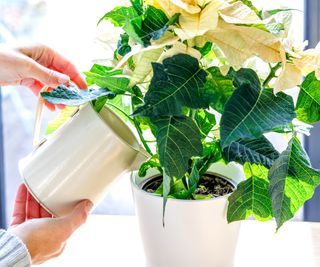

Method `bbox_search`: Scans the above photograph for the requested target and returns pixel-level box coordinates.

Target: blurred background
[0,0,308,225]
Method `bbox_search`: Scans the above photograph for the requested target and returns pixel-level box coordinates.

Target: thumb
[27,61,70,87]
[57,200,93,239]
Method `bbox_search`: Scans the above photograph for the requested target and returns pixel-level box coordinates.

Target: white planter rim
[131,171,236,204]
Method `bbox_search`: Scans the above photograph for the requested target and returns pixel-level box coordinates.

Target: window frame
[303,0,320,222]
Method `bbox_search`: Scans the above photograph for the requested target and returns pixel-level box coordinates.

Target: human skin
[0,44,87,110]
[8,184,92,265]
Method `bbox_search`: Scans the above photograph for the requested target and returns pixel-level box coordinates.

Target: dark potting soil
[142,174,235,198]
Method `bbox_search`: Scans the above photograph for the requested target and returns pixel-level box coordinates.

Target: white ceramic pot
[19,104,149,217]
[131,162,245,267]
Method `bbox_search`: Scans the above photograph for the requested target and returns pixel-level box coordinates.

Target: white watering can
[19,87,149,217]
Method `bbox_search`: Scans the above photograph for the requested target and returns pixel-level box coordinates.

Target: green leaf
[196,141,224,177]
[151,116,202,178]
[243,163,269,180]
[124,6,179,47]
[84,72,132,94]
[195,109,216,137]
[296,72,320,124]
[223,136,279,168]
[138,155,161,177]
[130,0,143,15]
[45,107,77,135]
[227,175,273,222]
[117,33,132,57]
[98,6,138,26]
[263,8,299,17]
[134,54,209,117]
[41,85,116,106]
[105,96,131,122]
[220,68,296,148]
[162,169,172,226]
[205,67,235,113]
[92,97,109,112]
[269,137,320,229]
[195,42,213,57]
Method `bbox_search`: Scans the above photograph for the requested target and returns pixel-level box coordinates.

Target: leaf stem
[263,63,281,88]
[105,102,133,122]
[131,101,153,156]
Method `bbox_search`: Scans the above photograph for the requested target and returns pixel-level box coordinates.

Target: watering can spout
[130,146,150,171]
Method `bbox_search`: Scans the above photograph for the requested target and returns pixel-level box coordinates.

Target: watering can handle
[33,83,79,147]
[32,85,49,147]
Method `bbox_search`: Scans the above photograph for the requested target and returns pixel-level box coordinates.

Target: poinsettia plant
[42,0,320,229]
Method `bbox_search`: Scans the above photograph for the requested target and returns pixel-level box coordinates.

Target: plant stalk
[263,63,281,88]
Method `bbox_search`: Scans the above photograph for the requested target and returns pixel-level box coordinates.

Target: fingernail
[58,74,70,84]
[85,201,93,214]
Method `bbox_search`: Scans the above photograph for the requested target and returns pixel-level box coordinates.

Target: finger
[57,200,92,239]
[10,184,28,226]
[40,206,53,218]
[26,81,56,111]
[20,45,87,89]
[27,61,70,88]
[26,190,41,220]
[49,59,87,89]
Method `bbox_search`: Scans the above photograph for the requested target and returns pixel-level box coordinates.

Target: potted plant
[41,0,320,266]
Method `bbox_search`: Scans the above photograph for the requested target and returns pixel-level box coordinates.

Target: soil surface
[142,174,235,197]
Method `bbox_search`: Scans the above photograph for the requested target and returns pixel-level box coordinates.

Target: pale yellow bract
[107,0,320,92]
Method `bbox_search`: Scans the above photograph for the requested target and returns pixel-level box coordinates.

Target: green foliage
[99,6,138,27]
[205,67,235,113]
[134,54,210,117]
[220,69,296,148]
[41,85,116,106]
[223,136,279,168]
[100,4,179,47]
[151,116,202,178]
[84,72,132,94]
[296,72,320,124]
[117,33,131,57]
[138,155,161,177]
[269,137,320,229]
[227,175,273,222]
[195,110,216,137]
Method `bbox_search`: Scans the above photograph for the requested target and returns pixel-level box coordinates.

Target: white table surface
[37,215,320,267]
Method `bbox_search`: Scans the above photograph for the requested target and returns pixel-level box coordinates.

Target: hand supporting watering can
[0,44,92,265]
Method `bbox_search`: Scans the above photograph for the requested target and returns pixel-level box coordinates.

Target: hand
[0,44,87,110]
[8,184,92,265]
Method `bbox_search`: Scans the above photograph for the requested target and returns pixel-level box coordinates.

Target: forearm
[0,230,31,267]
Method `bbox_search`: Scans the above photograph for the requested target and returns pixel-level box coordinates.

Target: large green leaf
[134,54,209,117]
[227,175,273,222]
[223,136,279,168]
[296,72,320,124]
[269,137,320,229]
[220,69,296,148]
[205,67,235,113]
[151,116,202,178]
[41,85,116,106]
